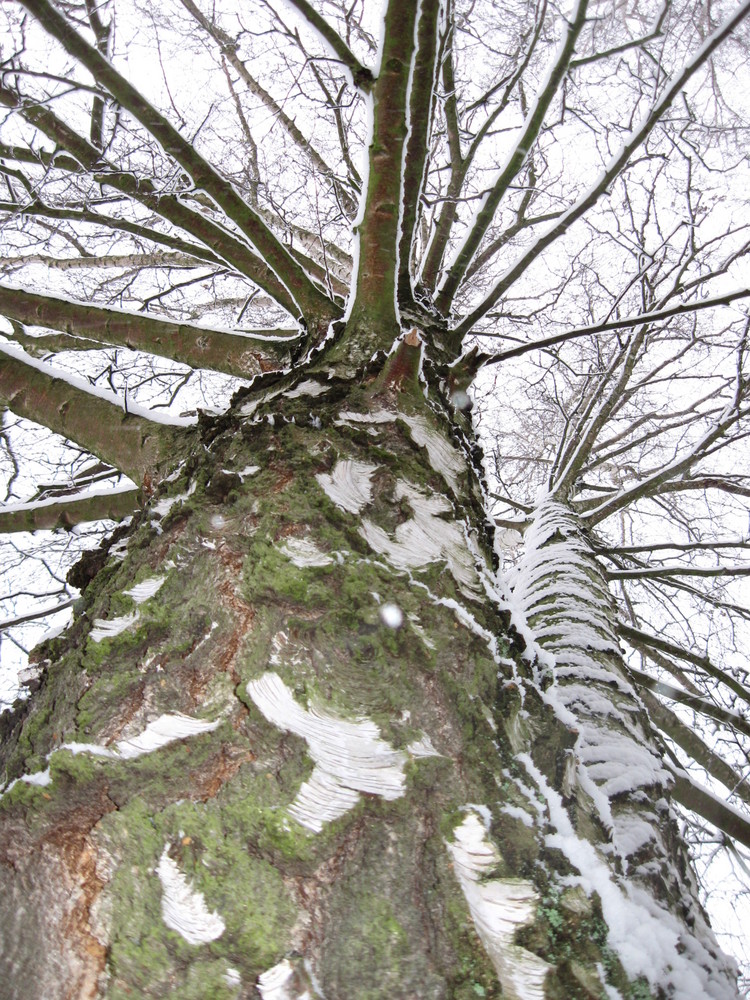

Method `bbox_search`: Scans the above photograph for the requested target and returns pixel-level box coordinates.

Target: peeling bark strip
[0,285,296,377]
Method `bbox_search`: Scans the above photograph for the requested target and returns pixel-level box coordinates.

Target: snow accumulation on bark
[448,811,550,1000]
[505,499,739,999]
[521,755,739,1000]
[279,535,335,568]
[246,670,439,832]
[399,412,465,491]
[122,576,166,604]
[506,501,670,813]
[334,408,465,492]
[156,847,225,945]
[0,339,199,427]
[2,372,739,1000]
[88,611,140,643]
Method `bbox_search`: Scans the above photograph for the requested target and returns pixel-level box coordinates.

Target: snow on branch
[454,0,750,336]
[19,0,339,325]
[477,288,750,365]
[0,285,298,379]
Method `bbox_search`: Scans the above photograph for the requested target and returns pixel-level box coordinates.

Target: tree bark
[0,362,738,999]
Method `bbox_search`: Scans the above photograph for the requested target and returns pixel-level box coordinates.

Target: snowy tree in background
[1,0,750,996]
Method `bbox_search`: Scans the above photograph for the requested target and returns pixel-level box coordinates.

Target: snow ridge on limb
[506,499,740,998]
[0,344,181,484]
[0,486,138,533]
[396,0,442,313]
[520,755,739,1000]
[0,285,297,378]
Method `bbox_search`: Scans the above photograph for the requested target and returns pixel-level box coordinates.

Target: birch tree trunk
[0,344,738,999]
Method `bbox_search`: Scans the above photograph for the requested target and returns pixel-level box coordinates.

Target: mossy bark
[0,361,735,999]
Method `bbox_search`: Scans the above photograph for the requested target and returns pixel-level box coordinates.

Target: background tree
[1,0,750,997]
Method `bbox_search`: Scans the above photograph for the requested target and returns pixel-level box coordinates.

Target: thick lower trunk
[0,379,737,998]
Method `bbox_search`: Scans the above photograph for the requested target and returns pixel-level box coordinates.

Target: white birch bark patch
[90,576,165,641]
[285,379,330,398]
[89,611,140,643]
[257,958,305,999]
[151,478,198,518]
[360,481,479,594]
[247,672,432,832]
[400,413,464,491]
[448,812,549,1000]
[279,536,333,568]
[315,459,377,514]
[156,847,225,945]
[123,575,166,604]
[63,714,220,760]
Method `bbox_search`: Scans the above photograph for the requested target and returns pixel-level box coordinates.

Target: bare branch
[641,687,750,807]
[619,623,750,708]
[0,285,296,377]
[629,664,750,739]
[280,0,373,87]
[671,768,750,850]
[476,288,750,364]
[0,488,138,533]
[177,0,358,216]
[19,0,338,326]
[0,84,304,316]
[436,0,590,310]
[0,348,181,483]
[454,0,750,336]
[608,563,750,580]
